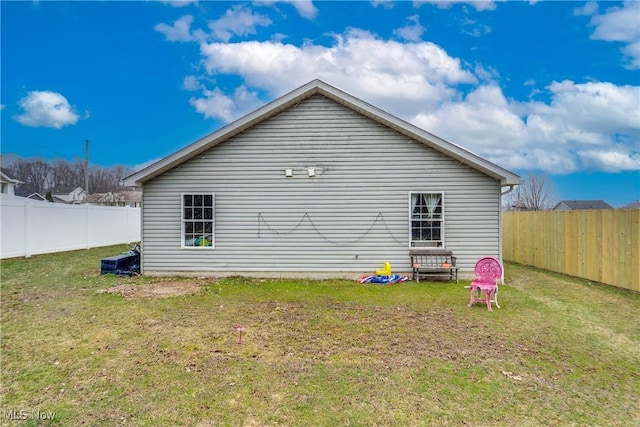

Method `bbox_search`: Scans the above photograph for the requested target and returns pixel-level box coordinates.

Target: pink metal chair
[467,257,502,311]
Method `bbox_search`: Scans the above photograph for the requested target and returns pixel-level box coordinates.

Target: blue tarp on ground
[357,274,410,284]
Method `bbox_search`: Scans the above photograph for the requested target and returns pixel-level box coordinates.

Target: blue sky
[1,0,639,207]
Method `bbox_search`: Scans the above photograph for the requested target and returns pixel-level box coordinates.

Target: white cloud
[578,149,640,172]
[622,40,640,69]
[371,0,394,9]
[155,15,195,42]
[474,63,499,82]
[393,15,425,42]
[461,17,491,37]
[156,6,273,44]
[183,75,203,91]
[584,1,640,69]
[590,1,640,42]
[199,29,475,118]
[543,80,640,136]
[189,86,263,122]
[413,0,499,12]
[256,1,318,20]
[13,91,80,129]
[160,0,198,7]
[208,5,272,42]
[285,0,318,19]
[573,1,598,16]
[414,85,528,153]
[414,81,640,173]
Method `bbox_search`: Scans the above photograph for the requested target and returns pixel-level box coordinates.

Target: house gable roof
[123,79,520,187]
[0,170,24,185]
[27,192,47,201]
[553,200,614,210]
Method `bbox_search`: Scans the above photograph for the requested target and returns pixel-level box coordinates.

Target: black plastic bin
[100,253,140,276]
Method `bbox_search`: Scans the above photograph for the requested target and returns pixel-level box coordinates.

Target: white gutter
[501,184,517,196]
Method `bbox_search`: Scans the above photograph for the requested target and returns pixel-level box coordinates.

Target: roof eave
[0,171,24,185]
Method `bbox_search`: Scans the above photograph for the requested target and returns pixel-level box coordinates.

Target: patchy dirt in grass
[93,278,541,368]
[163,299,533,371]
[98,280,204,300]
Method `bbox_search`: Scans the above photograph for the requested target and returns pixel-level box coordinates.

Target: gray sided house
[552,200,613,211]
[124,80,520,279]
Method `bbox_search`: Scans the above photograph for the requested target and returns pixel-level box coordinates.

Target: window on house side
[182,193,214,248]
[410,192,444,248]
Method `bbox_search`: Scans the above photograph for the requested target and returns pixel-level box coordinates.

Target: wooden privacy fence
[502,210,639,292]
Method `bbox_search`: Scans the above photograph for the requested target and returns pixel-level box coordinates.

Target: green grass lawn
[1,245,638,426]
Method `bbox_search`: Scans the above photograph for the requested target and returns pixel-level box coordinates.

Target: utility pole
[85,139,90,197]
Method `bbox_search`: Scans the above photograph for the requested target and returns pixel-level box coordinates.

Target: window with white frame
[182,194,214,248]
[410,192,444,247]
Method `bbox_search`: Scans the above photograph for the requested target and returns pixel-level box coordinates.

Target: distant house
[620,200,640,209]
[0,170,23,196]
[124,79,520,278]
[119,189,142,208]
[86,189,141,207]
[27,192,47,202]
[553,200,613,211]
[14,190,50,202]
[86,192,113,205]
[49,187,87,204]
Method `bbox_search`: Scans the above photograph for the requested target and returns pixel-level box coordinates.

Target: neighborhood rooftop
[553,200,614,210]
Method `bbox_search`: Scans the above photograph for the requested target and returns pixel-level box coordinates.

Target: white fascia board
[0,171,24,185]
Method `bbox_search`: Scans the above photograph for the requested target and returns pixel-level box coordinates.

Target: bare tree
[89,167,115,193]
[3,156,134,196]
[89,165,132,193]
[5,159,54,194]
[51,159,83,189]
[503,173,556,211]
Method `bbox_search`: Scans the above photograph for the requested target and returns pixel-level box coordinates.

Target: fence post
[126,206,132,244]
[24,199,32,258]
[86,203,91,249]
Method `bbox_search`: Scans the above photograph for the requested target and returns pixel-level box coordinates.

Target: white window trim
[181,193,216,249]
[408,191,445,248]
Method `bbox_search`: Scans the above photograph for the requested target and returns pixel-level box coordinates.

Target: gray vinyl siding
[141,94,501,277]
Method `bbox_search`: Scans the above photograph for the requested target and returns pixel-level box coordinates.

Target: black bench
[410,249,459,283]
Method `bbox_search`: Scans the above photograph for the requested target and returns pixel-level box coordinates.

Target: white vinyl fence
[1,194,141,259]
